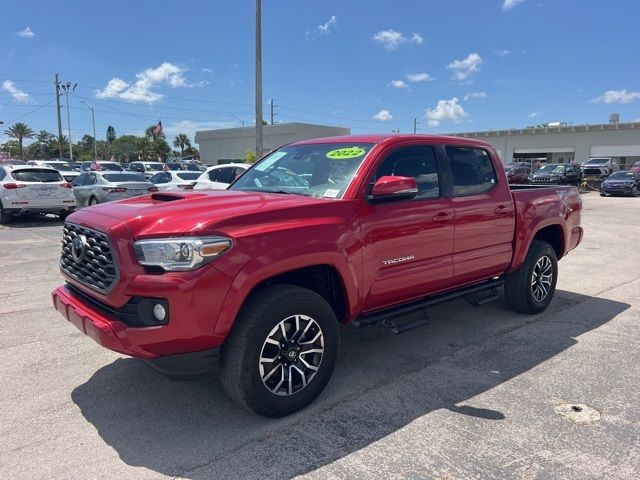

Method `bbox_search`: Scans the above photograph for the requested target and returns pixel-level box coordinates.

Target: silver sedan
[71,171,157,206]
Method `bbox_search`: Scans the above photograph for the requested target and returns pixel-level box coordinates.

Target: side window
[72,173,87,186]
[372,146,440,199]
[149,172,170,184]
[208,169,219,182]
[216,167,236,184]
[447,147,497,196]
[0,168,6,181]
[88,173,98,185]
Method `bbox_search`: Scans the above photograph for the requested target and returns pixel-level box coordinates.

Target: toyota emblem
[71,235,88,263]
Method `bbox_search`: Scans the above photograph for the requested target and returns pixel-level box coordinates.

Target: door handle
[432,212,454,223]
[494,205,511,215]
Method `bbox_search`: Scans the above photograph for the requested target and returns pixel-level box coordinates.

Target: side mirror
[369,176,418,202]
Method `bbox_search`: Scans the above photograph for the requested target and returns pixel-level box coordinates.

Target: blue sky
[1,0,639,146]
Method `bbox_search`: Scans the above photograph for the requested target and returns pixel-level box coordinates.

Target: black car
[600,170,640,197]
[529,163,581,186]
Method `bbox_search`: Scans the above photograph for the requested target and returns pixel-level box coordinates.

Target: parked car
[71,171,157,206]
[529,163,581,185]
[630,161,640,173]
[167,162,205,172]
[504,163,530,184]
[27,160,80,183]
[80,161,123,172]
[581,157,619,178]
[599,170,640,197]
[52,134,583,417]
[0,166,75,223]
[0,159,27,167]
[194,163,250,190]
[148,171,201,191]
[127,161,166,179]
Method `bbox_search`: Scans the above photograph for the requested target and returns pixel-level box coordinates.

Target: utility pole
[413,117,421,134]
[59,81,77,161]
[270,98,277,125]
[54,74,64,159]
[81,101,98,160]
[255,0,264,159]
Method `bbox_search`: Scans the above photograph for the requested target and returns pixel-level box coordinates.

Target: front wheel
[0,207,12,225]
[219,284,340,417]
[505,240,558,314]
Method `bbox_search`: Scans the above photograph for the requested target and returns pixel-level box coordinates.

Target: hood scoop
[151,192,185,202]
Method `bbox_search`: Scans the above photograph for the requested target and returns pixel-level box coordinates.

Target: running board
[353,278,505,334]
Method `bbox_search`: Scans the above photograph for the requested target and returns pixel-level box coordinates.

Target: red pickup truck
[52,134,583,417]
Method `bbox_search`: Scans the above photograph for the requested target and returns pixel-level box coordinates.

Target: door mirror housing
[369,176,418,202]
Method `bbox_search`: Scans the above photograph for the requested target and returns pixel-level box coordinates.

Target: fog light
[153,303,167,321]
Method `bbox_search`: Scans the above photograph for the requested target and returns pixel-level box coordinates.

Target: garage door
[591,145,640,157]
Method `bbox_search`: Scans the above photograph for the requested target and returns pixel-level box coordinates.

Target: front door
[360,145,455,311]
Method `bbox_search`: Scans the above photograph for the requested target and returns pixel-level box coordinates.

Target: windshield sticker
[326,147,366,160]
[254,151,287,171]
[323,189,340,198]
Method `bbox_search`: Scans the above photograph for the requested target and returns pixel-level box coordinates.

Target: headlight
[133,236,232,271]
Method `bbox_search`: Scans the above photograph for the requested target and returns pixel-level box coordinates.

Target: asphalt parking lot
[1,193,639,480]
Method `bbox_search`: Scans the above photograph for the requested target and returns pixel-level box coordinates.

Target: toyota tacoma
[52,134,583,417]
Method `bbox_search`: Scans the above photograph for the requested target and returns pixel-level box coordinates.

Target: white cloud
[447,53,483,81]
[502,0,525,11]
[317,15,338,34]
[590,89,640,105]
[496,49,512,57]
[464,91,487,101]
[164,120,237,137]
[388,80,410,90]
[95,62,190,104]
[1,80,33,103]
[373,29,423,50]
[16,26,35,38]
[425,97,468,127]
[528,110,542,118]
[407,72,434,83]
[373,109,393,121]
[201,68,214,73]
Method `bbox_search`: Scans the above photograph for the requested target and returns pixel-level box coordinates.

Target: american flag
[153,120,163,136]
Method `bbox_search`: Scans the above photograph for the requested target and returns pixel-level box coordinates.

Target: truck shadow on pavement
[71,290,629,479]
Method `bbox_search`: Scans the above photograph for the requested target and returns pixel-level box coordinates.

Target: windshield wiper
[263,189,299,195]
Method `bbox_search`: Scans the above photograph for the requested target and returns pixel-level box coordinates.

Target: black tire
[219,284,340,417]
[88,196,98,206]
[600,193,606,197]
[505,240,558,314]
[0,207,12,225]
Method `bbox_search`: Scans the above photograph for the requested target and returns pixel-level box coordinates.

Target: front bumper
[600,186,633,195]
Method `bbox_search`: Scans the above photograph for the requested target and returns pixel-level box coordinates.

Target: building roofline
[448,121,640,138]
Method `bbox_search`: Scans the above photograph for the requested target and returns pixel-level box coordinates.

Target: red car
[52,134,583,416]
[504,163,530,184]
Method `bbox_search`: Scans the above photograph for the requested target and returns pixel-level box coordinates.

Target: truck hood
[67,190,338,238]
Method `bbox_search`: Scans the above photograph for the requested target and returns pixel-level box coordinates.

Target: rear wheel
[219,284,339,417]
[0,207,12,225]
[505,240,558,314]
[88,196,98,206]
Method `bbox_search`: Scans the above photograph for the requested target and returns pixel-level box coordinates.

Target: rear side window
[11,169,64,183]
[447,147,497,196]
[0,168,6,181]
[72,173,88,186]
[372,146,440,199]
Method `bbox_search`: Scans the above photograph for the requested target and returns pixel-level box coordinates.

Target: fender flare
[509,219,567,273]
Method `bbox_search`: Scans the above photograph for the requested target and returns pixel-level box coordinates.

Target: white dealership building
[451,120,640,168]
[195,122,350,165]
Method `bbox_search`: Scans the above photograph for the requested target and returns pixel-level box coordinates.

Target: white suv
[0,166,76,224]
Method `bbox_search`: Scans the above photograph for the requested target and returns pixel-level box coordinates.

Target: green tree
[244,149,256,163]
[106,125,116,143]
[172,133,191,156]
[4,122,35,159]
[112,135,138,162]
[27,130,57,159]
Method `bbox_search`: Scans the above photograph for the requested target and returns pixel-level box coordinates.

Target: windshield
[99,162,123,171]
[46,162,73,171]
[183,163,203,171]
[176,172,200,180]
[11,168,64,182]
[537,164,565,174]
[230,143,374,197]
[144,163,165,171]
[607,171,635,180]
[586,158,609,164]
[103,173,147,182]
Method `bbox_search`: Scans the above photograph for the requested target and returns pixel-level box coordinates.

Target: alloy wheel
[259,314,324,396]
[531,255,553,302]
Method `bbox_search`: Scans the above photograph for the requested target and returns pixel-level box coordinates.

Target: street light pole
[81,101,98,160]
[232,115,245,127]
[255,0,264,159]
[60,81,77,161]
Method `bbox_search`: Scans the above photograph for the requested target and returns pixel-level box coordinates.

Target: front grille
[60,223,119,294]
[583,168,604,175]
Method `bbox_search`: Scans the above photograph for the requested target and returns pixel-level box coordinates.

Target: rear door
[445,146,516,285]
[360,145,456,311]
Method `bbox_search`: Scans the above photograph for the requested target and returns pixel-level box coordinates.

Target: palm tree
[4,122,35,159]
[173,133,191,156]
